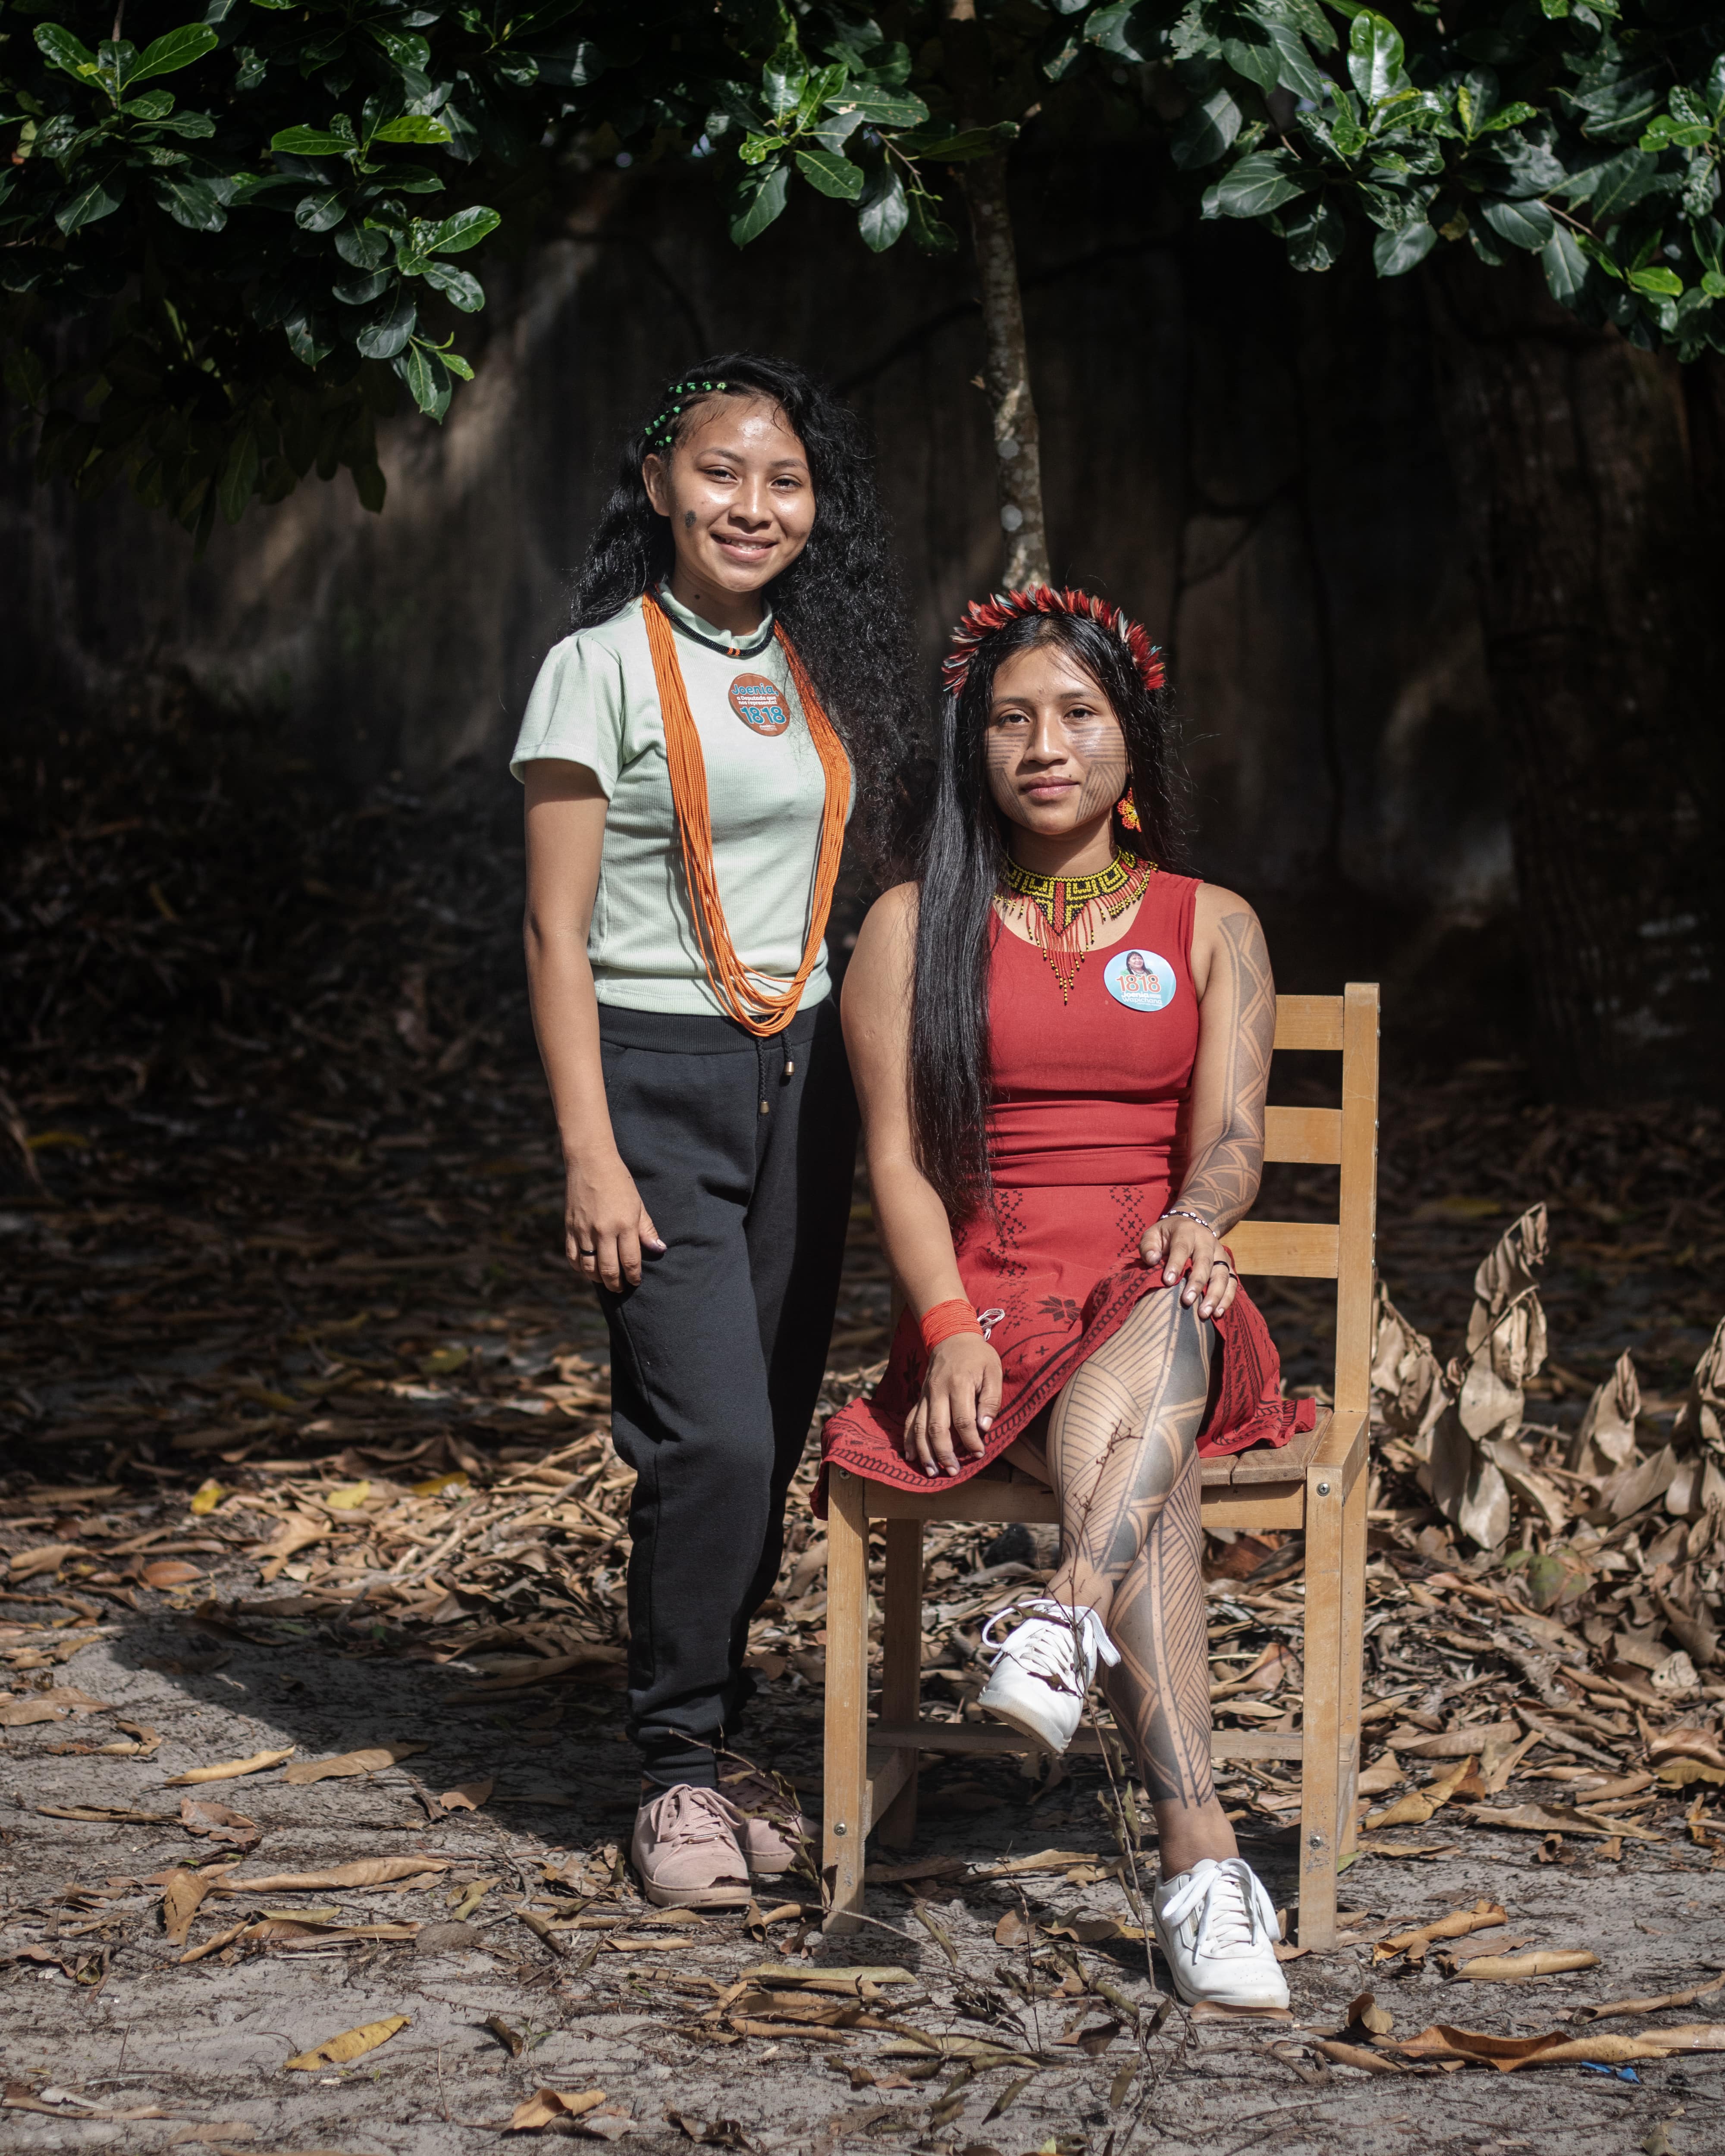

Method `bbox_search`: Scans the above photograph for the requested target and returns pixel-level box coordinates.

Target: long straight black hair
[570,351,920,870]
[910,608,1189,1220]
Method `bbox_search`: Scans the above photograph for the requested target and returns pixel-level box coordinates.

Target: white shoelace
[1157,1858,1279,1959]
[981,1597,1121,1693]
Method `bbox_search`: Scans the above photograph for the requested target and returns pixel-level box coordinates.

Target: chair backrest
[1226,985,1379,1420]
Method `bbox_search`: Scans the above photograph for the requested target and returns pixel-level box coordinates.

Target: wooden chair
[821,984,1379,1949]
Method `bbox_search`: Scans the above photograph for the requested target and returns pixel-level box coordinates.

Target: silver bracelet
[1158,1206,1214,1234]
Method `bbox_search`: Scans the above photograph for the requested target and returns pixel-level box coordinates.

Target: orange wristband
[920,1297,983,1353]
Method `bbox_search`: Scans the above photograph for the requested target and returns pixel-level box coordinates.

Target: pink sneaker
[630,1786,752,1909]
[716,1766,816,1881]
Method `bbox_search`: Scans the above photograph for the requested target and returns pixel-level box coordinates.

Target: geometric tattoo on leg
[1101,1448,1216,1809]
[1045,1290,1214,1626]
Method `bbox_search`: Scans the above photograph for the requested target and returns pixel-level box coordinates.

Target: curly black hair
[571,352,922,872]
[910,609,1191,1219]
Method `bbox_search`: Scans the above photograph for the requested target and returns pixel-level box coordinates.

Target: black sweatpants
[596,995,857,1792]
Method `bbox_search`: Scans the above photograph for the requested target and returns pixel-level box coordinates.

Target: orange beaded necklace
[641,594,851,1037]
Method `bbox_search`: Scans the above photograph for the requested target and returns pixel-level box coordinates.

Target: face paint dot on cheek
[683,510,696,529]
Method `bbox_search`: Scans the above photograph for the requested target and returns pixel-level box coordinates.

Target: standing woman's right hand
[565,1150,665,1291]
[523,758,668,1296]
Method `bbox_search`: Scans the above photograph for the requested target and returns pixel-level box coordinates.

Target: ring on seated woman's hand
[576,1246,597,1258]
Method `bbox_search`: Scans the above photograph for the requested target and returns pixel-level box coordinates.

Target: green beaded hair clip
[641,376,730,453]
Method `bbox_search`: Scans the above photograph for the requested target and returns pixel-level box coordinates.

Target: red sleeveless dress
[819,871,1311,1505]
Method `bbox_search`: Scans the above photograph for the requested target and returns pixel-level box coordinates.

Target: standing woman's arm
[523,758,664,1292]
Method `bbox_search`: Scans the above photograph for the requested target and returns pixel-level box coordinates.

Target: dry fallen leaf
[994,1908,1035,1949]
[437,1777,494,1812]
[1375,1900,1508,1965]
[1313,2040,1403,2075]
[1465,1802,1661,1841]
[323,1480,372,1510]
[1456,1949,1600,1983]
[1576,1972,1725,2023]
[283,2015,411,2070]
[166,1747,294,1786]
[139,1560,204,1589]
[160,1867,229,1947]
[507,2088,609,2132]
[220,1857,449,1892]
[1391,2023,1680,2071]
[179,1796,261,1852]
[282,1740,430,1785]
[6,1545,80,1581]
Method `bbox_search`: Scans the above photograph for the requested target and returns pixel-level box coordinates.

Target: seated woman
[824,586,1313,2011]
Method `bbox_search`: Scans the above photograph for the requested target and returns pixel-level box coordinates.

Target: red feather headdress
[941,585,1166,701]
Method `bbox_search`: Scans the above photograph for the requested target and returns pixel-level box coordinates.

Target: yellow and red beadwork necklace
[999,849,1157,1003]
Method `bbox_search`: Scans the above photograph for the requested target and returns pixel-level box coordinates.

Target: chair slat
[1263,1104,1342,1164]
[1272,995,1343,1052]
[1225,1219,1340,1277]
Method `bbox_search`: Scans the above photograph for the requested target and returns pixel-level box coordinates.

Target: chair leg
[877,1519,922,1849]
[822,1469,870,1933]
[1338,1457,1368,1858]
[1297,1472,1345,1950]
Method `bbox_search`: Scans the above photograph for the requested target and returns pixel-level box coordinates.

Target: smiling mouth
[715,534,774,557]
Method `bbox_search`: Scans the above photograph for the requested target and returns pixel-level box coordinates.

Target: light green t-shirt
[511,587,852,1016]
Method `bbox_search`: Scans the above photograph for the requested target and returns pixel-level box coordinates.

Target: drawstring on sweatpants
[756,1032,796,1116]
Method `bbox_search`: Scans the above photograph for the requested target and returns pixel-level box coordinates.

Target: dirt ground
[3,1610,1724,2153]
[5,748,1725,2152]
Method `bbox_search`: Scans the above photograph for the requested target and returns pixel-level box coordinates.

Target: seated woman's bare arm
[1139,884,1275,1318]
[843,886,1002,1477]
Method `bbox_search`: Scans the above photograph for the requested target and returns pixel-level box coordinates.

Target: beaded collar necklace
[998,849,1157,1003]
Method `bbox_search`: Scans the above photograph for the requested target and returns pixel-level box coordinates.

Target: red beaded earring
[1115,787,1142,832]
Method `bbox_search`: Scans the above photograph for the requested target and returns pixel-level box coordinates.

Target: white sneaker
[1151,1857,1289,2009]
[976,1598,1120,1753]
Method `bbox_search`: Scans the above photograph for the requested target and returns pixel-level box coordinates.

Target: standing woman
[513,355,916,1906]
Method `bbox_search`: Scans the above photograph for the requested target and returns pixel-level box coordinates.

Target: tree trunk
[1426,251,1722,1100]
[943,0,1050,589]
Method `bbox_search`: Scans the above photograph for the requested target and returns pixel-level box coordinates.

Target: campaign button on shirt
[728,672,792,736]
[1104,949,1177,1011]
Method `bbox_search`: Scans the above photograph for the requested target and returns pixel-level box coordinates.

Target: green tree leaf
[1627,264,1683,296]
[1170,88,1242,172]
[56,175,124,233]
[1540,224,1589,302]
[906,189,958,253]
[127,24,220,89]
[335,226,392,271]
[826,87,929,127]
[355,287,418,359]
[1264,25,1328,106]
[1481,196,1556,250]
[421,260,485,310]
[730,163,789,245]
[1373,219,1438,276]
[272,128,353,158]
[1213,151,1310,217]
[794,145,864,201]
[34,24,101,85]
[372,116,453,146]
[857,167,909,251]
[395,342,452,420]
[1285,196,1346,272]
[154,175,228,232]
[1347,11,1408,108]
[427,206,501,254]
